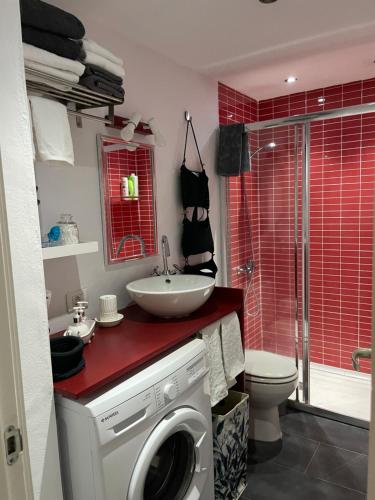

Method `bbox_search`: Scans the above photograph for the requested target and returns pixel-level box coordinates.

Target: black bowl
[50,336,85,381]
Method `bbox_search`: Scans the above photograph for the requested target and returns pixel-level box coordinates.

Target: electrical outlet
[66,288,88,313]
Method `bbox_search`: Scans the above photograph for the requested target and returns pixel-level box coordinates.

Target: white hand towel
[23,43,85,76]
[85,50,125,79]
[200,321,228,407]
[29,96,74,167]
[83,39,123,66]
[25,61,79,87]
[221,312,245,382]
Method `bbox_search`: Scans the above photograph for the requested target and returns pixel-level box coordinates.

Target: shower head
[249,142,276,158]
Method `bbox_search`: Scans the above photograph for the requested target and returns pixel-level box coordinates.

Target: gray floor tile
[244,461,366,500]
[280,411,369,455]
[306,443,368,494]
[271,432,319,472]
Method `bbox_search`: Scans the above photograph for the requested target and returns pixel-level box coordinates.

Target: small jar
[57,214,79,245]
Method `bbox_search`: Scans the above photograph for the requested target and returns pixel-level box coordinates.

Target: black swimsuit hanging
[180,117,217,278]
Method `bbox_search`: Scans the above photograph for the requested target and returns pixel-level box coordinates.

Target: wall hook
[185,111,191,122]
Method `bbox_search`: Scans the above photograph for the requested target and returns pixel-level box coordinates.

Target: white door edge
[0,149,34,500]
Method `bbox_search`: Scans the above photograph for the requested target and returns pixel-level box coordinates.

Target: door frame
[0,150,34,500]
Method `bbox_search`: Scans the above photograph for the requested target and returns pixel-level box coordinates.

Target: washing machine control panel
[154,353,206,410]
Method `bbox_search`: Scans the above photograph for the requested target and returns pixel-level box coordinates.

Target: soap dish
[95,313,124,328]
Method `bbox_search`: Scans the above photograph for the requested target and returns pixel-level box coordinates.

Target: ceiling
[52,0,375,100]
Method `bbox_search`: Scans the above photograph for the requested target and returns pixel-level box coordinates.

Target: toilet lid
[245,350,297,379]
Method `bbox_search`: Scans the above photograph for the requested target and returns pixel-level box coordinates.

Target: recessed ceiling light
[285,76,298,84]
[259,0,278,3]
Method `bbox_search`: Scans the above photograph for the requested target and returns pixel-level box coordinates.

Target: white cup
[99,295,118,321]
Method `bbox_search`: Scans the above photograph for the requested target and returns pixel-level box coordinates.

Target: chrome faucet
[116,234,145,257]
[352,347,372,371]
[152,235,179,276]
[161,235,171,275]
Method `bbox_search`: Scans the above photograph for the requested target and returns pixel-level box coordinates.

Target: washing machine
[55,338,215,500]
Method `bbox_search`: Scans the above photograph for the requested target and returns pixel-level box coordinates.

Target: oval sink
[126,275,215,318]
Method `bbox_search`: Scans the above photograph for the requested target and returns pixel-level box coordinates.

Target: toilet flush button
[164,383,177,402]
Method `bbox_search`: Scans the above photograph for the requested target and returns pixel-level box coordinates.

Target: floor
[291,362,371,421]
[243,409,369,500]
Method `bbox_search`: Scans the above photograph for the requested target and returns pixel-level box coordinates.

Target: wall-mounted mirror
[97,135,158,265]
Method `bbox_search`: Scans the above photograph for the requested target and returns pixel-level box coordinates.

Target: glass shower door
[247,124,303,367]
[305,113,373,421]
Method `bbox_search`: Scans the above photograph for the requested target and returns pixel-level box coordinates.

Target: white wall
[0,1,63,499]
[36,25,221,331]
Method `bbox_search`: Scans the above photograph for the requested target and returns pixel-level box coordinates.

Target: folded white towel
[85,50,125,79]
[29,96,74,167]
[25,61,79,89]
[221,313,245,382]
[26,71,73,91]
[200,321,228,407]
[83,39,123,66]
[23,43,85,76]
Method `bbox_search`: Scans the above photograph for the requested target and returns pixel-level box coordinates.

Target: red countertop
[53,286,244,399]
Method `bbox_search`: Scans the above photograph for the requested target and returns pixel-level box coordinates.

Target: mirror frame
[97,134,158,266]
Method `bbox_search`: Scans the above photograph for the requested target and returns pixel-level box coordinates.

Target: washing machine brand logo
[101,411,119,423]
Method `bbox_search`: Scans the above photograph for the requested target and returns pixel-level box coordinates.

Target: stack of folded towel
[20,0,85,59]
[79,39,125,100]
[21,0,125,101]
[20,0,85,90]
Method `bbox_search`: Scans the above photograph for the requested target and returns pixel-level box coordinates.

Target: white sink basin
[126,275,215,318]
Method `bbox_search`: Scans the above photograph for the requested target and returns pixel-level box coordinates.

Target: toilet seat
[245,350,298,385]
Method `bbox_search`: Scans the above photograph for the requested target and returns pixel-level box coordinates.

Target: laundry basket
[212,390,249,500]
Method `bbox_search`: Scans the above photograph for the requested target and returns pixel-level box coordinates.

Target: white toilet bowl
[245,350,298,442]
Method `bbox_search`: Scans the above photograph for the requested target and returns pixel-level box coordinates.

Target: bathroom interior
[1,0,375,499]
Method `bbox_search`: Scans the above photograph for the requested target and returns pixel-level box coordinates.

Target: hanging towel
[22,26,83,60]
[20,0,85,39]
[23,43,85,76]
[200,321,228,407]
[220,313,245,383]
[29,96,74,167]
[217,123,250,176]
[82,39,123,66]
[84,50,125,79]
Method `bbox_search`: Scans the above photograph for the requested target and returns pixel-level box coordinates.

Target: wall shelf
[42,241,99,260]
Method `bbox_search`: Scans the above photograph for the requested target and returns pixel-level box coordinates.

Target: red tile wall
[220,79,375,373]
[103,141,156,262]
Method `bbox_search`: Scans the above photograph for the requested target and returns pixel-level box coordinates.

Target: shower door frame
[245,102,375,424]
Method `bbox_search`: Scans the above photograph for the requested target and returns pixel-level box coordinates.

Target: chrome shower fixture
[249,142,276,158]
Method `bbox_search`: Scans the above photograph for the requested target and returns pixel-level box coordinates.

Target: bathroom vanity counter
[53,286,244,399]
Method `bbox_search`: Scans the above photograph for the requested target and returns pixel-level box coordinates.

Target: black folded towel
[20,0,85,40]
[217,123,250,176]
[84,63,123,86]
[79,74,125,101]
[22,26,83,60]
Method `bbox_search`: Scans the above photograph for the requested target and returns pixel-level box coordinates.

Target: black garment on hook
[184,256,218,278]
[180,119,210,209]
[182,207,214,258]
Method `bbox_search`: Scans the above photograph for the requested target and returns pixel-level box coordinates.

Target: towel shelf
[42,241,99,260]
[25,67,124,127]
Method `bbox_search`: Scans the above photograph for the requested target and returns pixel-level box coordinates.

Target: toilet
[245,350,298,442]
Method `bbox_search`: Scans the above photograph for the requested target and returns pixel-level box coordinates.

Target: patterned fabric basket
[212,390,249,500]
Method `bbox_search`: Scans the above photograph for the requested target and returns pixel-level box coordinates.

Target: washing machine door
[127,407,211,500]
